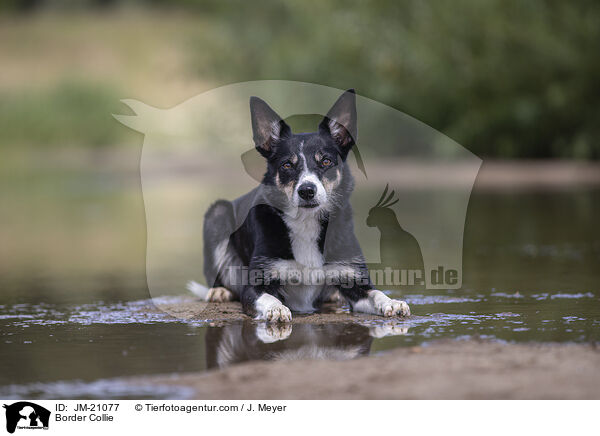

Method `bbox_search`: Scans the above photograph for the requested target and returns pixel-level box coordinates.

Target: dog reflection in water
[205,321,409,370]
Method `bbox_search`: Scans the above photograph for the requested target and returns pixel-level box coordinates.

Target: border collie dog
[188,89,410,322]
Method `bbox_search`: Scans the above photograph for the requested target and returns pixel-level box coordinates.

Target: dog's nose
[298,183,316,201]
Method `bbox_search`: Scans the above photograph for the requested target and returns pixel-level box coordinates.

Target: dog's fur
[188,89,410,322]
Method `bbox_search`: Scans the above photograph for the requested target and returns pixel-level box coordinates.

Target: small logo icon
[3,402,50,434]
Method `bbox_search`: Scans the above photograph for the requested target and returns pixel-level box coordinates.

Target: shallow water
[1,288,598,399]
[1,173,599,399]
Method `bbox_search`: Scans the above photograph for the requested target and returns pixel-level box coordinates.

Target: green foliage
[2,0,599,158]
[0,81,124,148]
[185,0,600,158]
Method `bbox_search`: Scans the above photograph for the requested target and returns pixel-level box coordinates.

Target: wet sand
[137,300,600,399]
[133,339,600,400]
[146,297,403,325]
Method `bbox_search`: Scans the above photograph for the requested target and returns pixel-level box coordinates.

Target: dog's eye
[281,162,293,170]
[322,158,332,166]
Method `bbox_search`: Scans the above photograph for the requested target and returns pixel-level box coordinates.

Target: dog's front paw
[264,304,292,323]
[353,290,411,317]
[381,299,411,317]
[255,293,293,323]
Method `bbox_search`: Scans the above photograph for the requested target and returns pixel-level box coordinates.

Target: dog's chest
[283,211,324,268]
[281,211,324,312]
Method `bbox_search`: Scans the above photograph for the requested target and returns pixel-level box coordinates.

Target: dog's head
[250,89,357,213]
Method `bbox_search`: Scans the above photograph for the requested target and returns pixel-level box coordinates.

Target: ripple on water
[531,292,596,300]
[403,295,484,305]
[0,297,193,327]
[1,290,597,399]
[0,378,194,400]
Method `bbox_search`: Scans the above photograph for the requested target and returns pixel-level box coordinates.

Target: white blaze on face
[294,142,327,208]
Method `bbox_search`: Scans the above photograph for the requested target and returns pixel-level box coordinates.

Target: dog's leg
[325,289,342,303]
[328,262,410,317]
[203,199,244,299]
[333,263,410,317]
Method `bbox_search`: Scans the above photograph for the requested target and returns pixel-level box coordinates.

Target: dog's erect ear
[319,89,357,158]
[250,96,291,158]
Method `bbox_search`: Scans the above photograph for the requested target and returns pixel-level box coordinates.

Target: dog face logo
[3,402,50,434]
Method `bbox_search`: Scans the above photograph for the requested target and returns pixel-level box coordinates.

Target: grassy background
[1,0,599,158]
[1,0,599,302]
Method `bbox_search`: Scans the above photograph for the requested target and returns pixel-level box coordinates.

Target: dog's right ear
[319,89,357,160]
[250,97,291,158]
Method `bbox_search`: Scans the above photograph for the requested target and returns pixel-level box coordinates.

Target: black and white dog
[188,89,410,322]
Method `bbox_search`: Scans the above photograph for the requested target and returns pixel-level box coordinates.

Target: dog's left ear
[319,89,357,159]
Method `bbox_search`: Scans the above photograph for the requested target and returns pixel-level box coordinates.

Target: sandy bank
[132,339,600,400]
[145,298,410,325]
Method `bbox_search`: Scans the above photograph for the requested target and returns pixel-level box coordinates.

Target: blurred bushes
[0,81,123,148]
[1,0,599,158]
[184,0,600,159]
